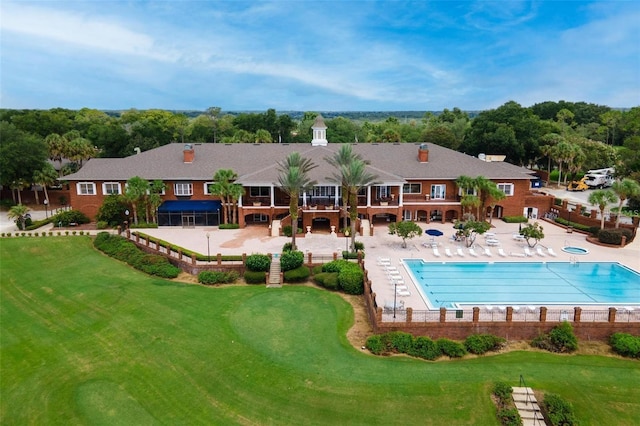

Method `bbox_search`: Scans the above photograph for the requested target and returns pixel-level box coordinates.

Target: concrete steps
[267,257,282,288]
[512,387,546,425]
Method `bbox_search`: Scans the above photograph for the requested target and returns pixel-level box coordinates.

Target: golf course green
[1,237,639,424]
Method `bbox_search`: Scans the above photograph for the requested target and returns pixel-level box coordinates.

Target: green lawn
[1,237,639,425]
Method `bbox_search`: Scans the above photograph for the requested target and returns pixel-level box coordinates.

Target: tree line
[1,101,639,207]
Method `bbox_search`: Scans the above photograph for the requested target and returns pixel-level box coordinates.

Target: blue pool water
[403,260,640,309]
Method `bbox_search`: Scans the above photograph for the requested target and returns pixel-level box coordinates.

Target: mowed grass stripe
[1,237,639,425]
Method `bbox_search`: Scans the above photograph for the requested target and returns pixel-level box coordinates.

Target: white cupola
[311,114,328,146]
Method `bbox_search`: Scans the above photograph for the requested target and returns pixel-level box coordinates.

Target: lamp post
[43,198,49,219]
[206,232,211,263]
[124,209,130,230]
[393,280,397,319]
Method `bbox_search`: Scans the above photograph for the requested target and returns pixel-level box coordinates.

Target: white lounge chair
[524,247,534,257]
[396,289,411,297]
[497,248,508,257]
[535,246,546,257]
[444,248,453,257]
[432,247,441,257]
[547,247,558,257]
[483,247,492,257]
[468,248,479,257]
[456,248,465,257]
[377,257,391,265]
[384,266,398,272]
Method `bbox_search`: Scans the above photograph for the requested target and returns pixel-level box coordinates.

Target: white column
[302,191,307,207]
[238,194,243,207]
[398,185,403,206]
[270,185,275,207]
[334,185,340,207]
[366,186,371,207]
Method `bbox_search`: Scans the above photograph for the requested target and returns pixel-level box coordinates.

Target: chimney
[418,143,429,163]
[183,144,194,163]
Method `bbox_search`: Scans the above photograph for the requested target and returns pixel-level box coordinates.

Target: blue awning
[158,200,221,213]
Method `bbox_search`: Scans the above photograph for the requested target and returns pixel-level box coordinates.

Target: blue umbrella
[425,229,444,237]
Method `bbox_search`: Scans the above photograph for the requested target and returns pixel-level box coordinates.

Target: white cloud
[0,3,179,62]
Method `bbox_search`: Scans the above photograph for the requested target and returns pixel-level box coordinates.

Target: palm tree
[123,176,149,225]
[210,169,243,224]
[227,183,245,225]
[338,159,379,250]
[326,144,367,230]
[44,133,66,176]
[588,189,618,230]
[486,186,506,224]
[611,179,640,228]
[277,152,317,250]
[473,176,497,220]
[551,141,575,187]
[8,204,29,230]
[33,163,58,206]
[148,180,166,223]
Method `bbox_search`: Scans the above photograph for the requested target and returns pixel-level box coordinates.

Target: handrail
[519,375,535,406]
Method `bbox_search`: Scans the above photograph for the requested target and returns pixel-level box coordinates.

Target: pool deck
[3,210,638,311]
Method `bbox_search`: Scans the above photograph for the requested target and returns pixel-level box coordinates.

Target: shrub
[353,241,365,251]
[496,408,521,426]
[502,215,528,223]
[96,221,109,230]
[280,250,304,271]
[598,228,633,245]
[243,270,266,284]
[342,250,363,260]
[464,334,505,355]
[609,333,640,358]
[322,259,349,273]
[25,218,52,231]
[96,194,129,226]
[365,335,385,355]
[93,232,180,278]
[52,210,90,227]
[407,336,440,360]
[532,322,578,353]
[554,217,592,232]
[388,331,414,353]
[282,242,293,252]
[198,270,239,285]
[282,225,302,237]
[245,254,271,272]
[492,382,513,405]
[338,266,364,295]
[283,266,310,283]
[314,272,339,290]
[543,394,578,426]
[436,338,466,358]
[219,223,239,229]
[129,222,158,229]
[311,265,323,275]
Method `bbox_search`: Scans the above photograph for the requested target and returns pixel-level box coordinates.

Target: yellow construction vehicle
[567,177,588,191]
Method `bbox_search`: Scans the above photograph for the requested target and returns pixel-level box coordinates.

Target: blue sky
[1,1,638,111]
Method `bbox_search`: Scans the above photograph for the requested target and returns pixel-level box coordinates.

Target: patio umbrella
[425,229,444,237]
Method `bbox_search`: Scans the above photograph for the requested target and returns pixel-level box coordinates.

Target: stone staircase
[266,255,282,288]
[512,387,546,426]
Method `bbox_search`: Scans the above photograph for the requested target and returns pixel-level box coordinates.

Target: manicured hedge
[322,259,364,295]
[502,215,528,223]
[93,232,180,278]
[243,270,266,284]
[25,218,52,231]
[313,272,339,290]
[283,266,310,283]
[598,228,633,245]
[198,270,239,285]
[280,250,304,271]
[246,254,271,272]
[365,332,468,361]
[219,223,240,229]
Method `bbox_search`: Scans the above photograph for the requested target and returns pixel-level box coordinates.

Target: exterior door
[181,213,195,228]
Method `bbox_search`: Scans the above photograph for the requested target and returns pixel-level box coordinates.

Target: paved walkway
[2,209,638,312]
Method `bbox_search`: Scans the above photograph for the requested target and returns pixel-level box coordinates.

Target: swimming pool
[403,260,640,309]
